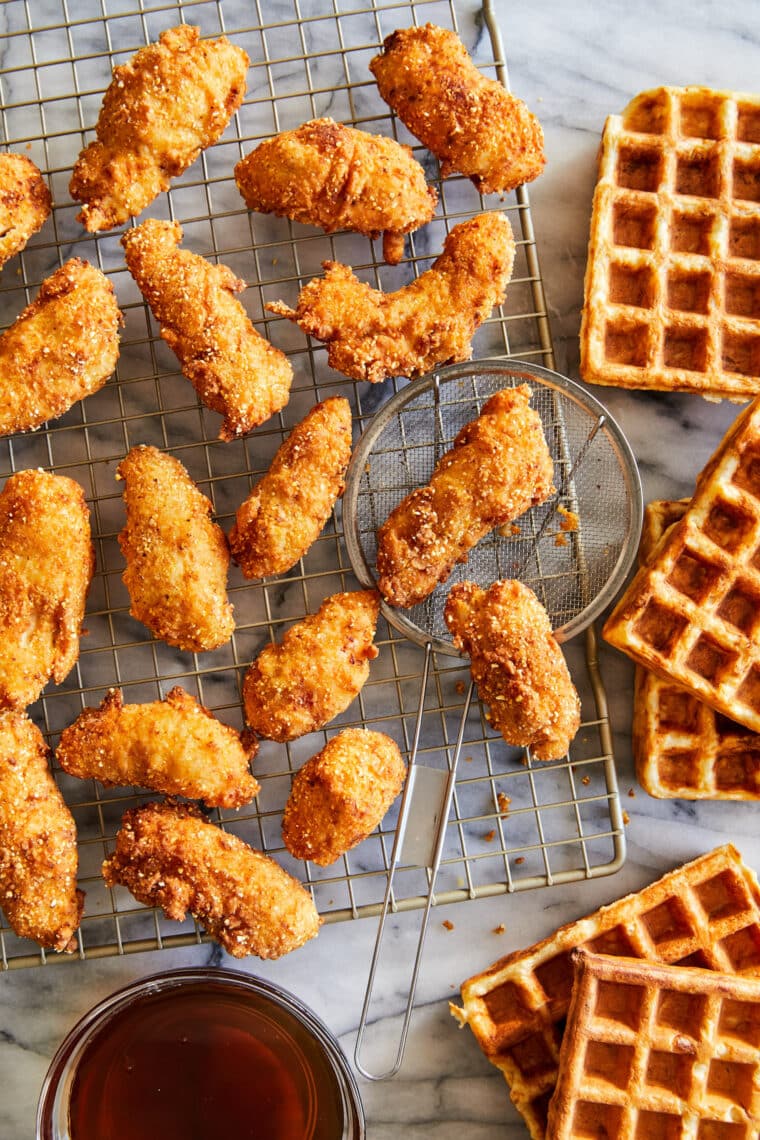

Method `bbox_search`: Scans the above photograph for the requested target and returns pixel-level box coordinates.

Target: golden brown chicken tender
[235,118,437,265]
[282,729,405,866]
[229,397,352,578]
[243,590,380,742]
[118,446,234,653]
[267,212,514,383]
[0,470,94,710]
[0,153,51,268]
[70,25,249,232]
[57,687,258,809]
[102,800,320,959]
[444,580,581,762]
[376,385,554,609]
[370,24,545,195]
[122,220,292,440]
[0,259,120,436]
[0,711,83,951]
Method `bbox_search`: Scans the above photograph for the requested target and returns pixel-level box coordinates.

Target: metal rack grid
[0,0,626,971]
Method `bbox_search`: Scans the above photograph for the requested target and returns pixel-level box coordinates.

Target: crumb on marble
[484,829,496,843]
[493,923,505,935]
[497,792,511,816]
[442,919,454,931]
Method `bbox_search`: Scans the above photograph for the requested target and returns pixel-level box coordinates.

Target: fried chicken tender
[0,153,51,268]
[0,711,83,951]
[444,580,581,762]
[122,220,292,440]
[0,259,120,436]
[243,589,380,742]
[57,687,259,809]
[282,729,405,866]
[102,800,320,959]
[376,385,554,609]
[0,470,94,710]
[229,397,352,578]
[117,446,234,652]
[235,118,438,265]
[370,24,545,195]
[70,25,249,232]
[267,212,514,383]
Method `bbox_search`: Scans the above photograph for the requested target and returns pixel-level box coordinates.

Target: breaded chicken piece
[57,687,259,809]
[122,220,292,440]
[444,580,581,762]
[229,397,352,578]
[117,446,234,652]
[267,212,514,383]
[0,153,51,268]
[0,470,94,710]
[0,259,120,436]
[370,24,545,195]
[243,590,380,742]
[70,25,249,232]
[376,385,554,608]
[282,728,406,866]
[102,800,320,959]
[0,711,83,952]
[235,118,438,265]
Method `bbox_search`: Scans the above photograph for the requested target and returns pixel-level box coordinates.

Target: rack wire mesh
[0,0,626,971]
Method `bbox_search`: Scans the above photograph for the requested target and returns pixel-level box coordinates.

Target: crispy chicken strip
[70,25,249,232]
[0,153,51,268]
[229,397,352,578]
[282,728,405,866]
[0,470,94,710]
[370,24,545,195]
[122,220,292,440]
[0,259,120,436]
[376,385,554,608]
[102,800,320,959]
[267,212,514,383]
[243,589,380,742]
[57,687,259,809]
[445,580,581,762]
[235,118,438,265]
[117,446,234,652]
[0,711,83,952]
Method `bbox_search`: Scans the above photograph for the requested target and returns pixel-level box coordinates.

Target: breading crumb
[442,919,454,931]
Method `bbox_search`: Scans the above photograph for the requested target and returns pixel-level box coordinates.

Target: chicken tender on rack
[122,219,292,441]
[235,118,438,265]
[267,212,514,383]
[243,589,380,742]
[0,153,51,269]
[117,446,234,653]
[229,397,352,578]
[102,800,321,960]
[70,25,249,232]
[445,580,581,762]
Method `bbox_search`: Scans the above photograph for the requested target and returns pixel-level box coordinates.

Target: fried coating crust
[376,385,554,608]
[0,470,94,710]
[57,687,259,809]
[370,24,545,195]
[444,580,581,762]
[0,259,121,436]
[235,118,438,265]
[267,212,514,383]
[70,26,249,232]
[282,728,405,866]
[229,397,352,578]
[243,590,380,742]
[117,446,234,653]
[0,153,51,268]
[102,800,320,959]
[122,220,292,440]
[0,711,83,951]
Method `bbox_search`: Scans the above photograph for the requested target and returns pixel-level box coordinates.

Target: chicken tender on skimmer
[0,153,51,268]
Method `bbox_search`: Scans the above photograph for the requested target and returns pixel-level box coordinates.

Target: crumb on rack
[622,810,630,826]
[484,829,496,843]
[442,919,454,932]
[497,792,511,816]
[555,533,568,547]
[557,505,579,532]
[493,923,505,935]
[365,462,371,474]
[498,522,521,537]
[455,680,466,695]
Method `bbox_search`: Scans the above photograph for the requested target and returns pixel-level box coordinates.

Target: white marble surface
[3,2,760,1138]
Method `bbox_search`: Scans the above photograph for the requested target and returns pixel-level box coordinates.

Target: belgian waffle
[547,951,760,1139]
[580,85,760,399]
[450,845,760,1140]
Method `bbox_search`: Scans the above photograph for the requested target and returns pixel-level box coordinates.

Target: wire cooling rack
[0,0,626,970]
